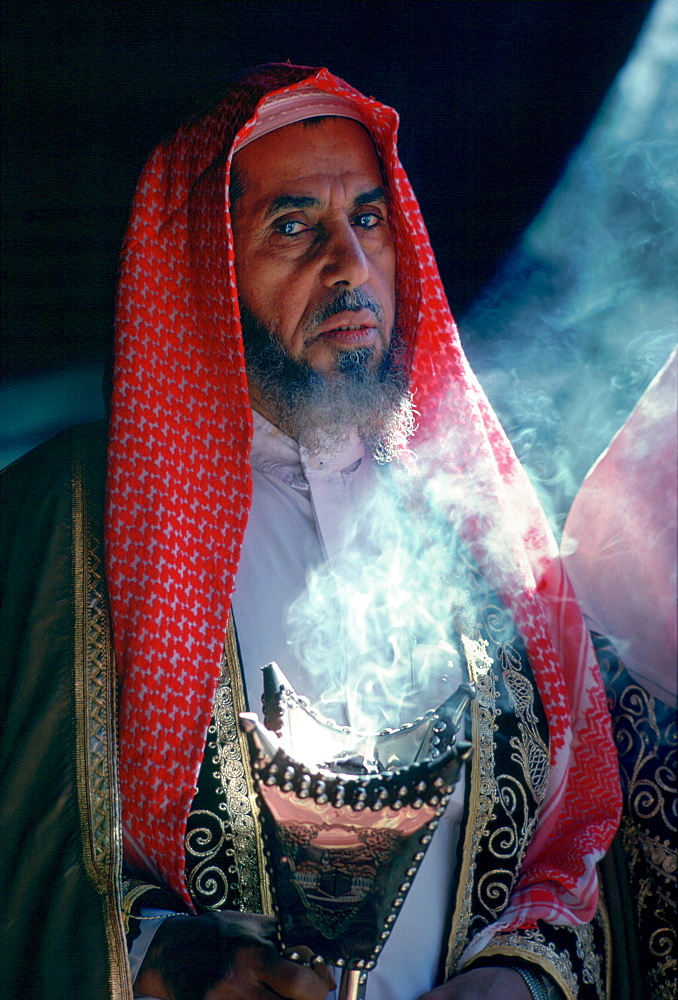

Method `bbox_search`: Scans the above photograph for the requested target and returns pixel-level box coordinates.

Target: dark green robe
[2,421,631,999]
[1,421,132,1000]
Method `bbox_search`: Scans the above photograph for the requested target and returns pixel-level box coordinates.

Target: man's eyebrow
[263,187,388,220]
[353,186,388,208]
[264,195,319,219]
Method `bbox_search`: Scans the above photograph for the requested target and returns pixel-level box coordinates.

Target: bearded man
[1,65,620,1000]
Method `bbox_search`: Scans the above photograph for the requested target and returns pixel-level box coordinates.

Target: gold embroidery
[502,661,549,803]
[211,620,273,915]
[121,880,167,933]
[647,924,677,1000]
[444,595,552,978]
[185,809,232,909]
[481,931,579,999]
[572,922,605,997]
[445,630,499,974]
[594,887,613,1000]
[644,833,676,880]
[487,650,547,891]
[486,771,535,906]
[621,818,677,993]
[72,434,133,998]
[601,650,677,998]
[623,820,677,891]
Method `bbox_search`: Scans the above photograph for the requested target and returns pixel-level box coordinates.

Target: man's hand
[133,911,334,1000]
[416,966,532,1000]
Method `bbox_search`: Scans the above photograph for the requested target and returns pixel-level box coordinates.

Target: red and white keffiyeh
[106,65,620,937]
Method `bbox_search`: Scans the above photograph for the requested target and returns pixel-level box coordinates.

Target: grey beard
[240,298,414,462]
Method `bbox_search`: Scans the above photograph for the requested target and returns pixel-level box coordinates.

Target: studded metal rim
[252,741,466,813]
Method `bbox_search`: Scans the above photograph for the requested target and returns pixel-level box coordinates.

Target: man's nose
[321,220,370,289]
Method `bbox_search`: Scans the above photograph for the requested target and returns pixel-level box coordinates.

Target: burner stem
[338,968,367,1000]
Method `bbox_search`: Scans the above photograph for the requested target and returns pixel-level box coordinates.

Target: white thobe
[231,411,466,1000]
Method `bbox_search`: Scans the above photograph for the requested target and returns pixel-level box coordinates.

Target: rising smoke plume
[461,0,678,534]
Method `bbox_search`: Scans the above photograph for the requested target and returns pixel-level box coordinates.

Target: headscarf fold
[106,66,620,933]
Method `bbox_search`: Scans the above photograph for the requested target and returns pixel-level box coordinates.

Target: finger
[309,957,336,991]
[260,955,333,999]
[281,948,336,990]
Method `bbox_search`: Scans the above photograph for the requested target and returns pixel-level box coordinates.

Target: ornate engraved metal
[240,666,475,997]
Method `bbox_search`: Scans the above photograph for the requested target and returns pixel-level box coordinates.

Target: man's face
[231,117,396,383]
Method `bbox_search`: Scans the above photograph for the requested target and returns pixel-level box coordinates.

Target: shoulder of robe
[1,418,108,515]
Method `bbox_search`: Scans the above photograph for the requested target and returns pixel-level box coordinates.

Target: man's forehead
[232,117,385,208]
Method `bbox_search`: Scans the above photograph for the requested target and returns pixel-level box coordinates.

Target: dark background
[2,0,653,380]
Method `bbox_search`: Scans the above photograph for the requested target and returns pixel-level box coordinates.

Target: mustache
[305,289,385,332]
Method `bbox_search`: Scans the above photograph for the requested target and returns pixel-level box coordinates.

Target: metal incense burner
[240,663,475,1000]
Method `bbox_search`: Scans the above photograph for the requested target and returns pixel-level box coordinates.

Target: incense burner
[240,663,475,999]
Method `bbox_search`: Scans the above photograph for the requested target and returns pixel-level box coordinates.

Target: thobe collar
[249,408,366,484]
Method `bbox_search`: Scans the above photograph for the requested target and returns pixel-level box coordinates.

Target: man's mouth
[313,310,380,346]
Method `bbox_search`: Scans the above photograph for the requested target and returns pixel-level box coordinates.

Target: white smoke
[283,0,678,728]
[284,464,477,734]
[461,0,678,534]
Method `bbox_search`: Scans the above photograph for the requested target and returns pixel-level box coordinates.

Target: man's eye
[273,220,307,236]
[353,212,381,229]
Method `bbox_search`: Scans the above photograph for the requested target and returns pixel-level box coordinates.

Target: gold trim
[595,890,613,1000]
[222,617,273,915]
[571,921,606,998]
[72,435,134,998]
[444,631,498,975]
[185,808,231,909]
[467,942,577,999]
[483,913,613,999]
[121,881,163,935]
[503,663,549,804]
